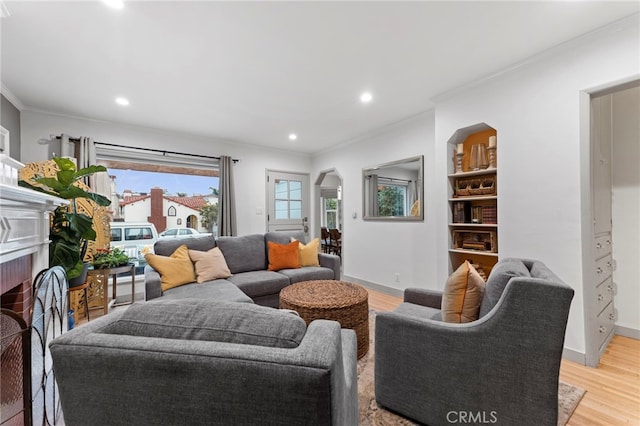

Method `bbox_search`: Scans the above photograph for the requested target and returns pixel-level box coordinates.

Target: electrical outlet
[395,273,400,283]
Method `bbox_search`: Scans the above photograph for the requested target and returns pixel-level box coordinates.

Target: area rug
[357,312,586,426]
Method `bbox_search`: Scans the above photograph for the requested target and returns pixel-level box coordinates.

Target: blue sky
[109,169,219,196]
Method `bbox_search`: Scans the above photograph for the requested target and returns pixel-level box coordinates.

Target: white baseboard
[343,275,404,299]
[616,325,640,340]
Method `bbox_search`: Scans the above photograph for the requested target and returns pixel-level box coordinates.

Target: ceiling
[1,1,638,154]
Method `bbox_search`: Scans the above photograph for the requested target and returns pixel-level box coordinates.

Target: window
[110,228,122,242]
[377,181,407,216]
[178,229,190,236]
[274,179,302,220]
[323,198,338,229]
[125,227,154,241]
[167,206,176,216]
[163,229,178,236]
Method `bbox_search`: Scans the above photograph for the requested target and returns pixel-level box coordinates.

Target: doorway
[266,170,310,235]
[582,79,640,367]
[315,169,343,261]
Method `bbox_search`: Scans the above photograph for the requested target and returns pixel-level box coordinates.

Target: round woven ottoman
[280,280,369,359]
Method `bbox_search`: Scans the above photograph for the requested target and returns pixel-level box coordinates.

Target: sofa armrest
[318,252,341,280]
[144,265,163,300]
[404,288,442,309]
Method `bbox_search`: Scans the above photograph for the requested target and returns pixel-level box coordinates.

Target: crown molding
[0,84,25,110]
[432,13,640,105]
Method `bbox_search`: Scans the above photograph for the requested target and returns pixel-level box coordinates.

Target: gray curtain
[367,174,379,216]
[78,136,97,189]
[57,134,97,189]
[217,155,237,236]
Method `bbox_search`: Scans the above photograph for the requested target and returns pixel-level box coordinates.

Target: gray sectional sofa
[144,230,341,307]
[51,298,358,426]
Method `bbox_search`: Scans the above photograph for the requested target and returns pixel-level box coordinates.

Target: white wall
[20,110,312,236]
[433,17,639,355]
[312,111,437,292]
[612,86,640,335]
[122,199,150,222]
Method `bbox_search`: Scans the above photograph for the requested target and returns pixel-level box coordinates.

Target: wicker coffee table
[280,280,369,359]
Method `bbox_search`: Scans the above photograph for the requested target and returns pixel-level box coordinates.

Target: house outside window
[168,206,176,216]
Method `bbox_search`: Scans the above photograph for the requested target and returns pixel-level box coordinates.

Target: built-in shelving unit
[446,124,498,277]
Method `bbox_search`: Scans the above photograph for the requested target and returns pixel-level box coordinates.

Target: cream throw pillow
[144,244,196,292]
[188,247,232,283]
[290,237,320,267]
[441,261,486,323]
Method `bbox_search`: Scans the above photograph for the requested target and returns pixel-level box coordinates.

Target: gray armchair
[375,258,574,426]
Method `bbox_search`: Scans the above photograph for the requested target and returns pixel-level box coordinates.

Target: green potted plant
[92,247,130,269]
[19,157,111,286]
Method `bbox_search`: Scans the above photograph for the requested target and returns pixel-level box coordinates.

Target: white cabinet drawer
[596,301,615,350]
[595,277,614,315]
[594,254,612,284]
[594,234,612,259]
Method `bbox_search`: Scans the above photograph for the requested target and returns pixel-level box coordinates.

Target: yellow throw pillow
[145,244,196,292]
[290,237,320,267]
[441,261,486,323]
[188,247,232,283]
[267,240,301,271]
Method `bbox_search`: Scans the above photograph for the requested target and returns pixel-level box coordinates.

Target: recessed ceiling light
[115,97,129,106]
[103,0,124,9]
[360,92,373,103]
[288,133,298,141]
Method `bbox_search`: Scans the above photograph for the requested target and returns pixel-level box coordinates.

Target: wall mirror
[362,155,424,221]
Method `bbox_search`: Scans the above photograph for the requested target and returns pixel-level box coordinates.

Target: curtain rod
[55,136,239,163]
[368,175,411,183]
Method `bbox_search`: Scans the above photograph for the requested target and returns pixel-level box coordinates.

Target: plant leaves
[53,157,77,172]
[76,165,107,179]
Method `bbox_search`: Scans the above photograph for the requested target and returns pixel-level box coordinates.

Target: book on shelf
[482,206,497,224]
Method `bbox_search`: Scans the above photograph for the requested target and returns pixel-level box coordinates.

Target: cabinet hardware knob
[599,326,607,333]
[606,261,611,267]
[596,267,603,274]
[596,243,602,249]
[609,313,615,321]
[606,285,612,292]
[606,240,611,245]
[597,294,603,301]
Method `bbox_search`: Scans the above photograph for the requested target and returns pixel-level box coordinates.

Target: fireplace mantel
[0,154,66,322]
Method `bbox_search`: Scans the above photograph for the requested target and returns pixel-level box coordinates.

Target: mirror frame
[362,155,424,221]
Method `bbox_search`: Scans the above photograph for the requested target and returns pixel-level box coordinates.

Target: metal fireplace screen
[1,309,30,426]
[31,266,68,426]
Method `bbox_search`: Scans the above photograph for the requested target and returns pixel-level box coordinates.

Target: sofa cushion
[479,258,531,318]
[395,302,443,321]
[267,240,301,271]
[227,270,290,298]
[441,261,485,323]
[277,266,335,284]
[265,231,306,245]
[102,299,307,348]
[216,234,267,274]
[144,244,196,292]
[153,280,253,304]
[293,237,321,267]
[154,236,216,257]
[189,247,232,283]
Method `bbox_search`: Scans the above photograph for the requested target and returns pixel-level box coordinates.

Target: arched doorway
[315,169,343,267]
[186,214,198,229]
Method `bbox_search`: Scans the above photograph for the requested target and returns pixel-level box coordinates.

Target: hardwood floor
[366,287,640,426]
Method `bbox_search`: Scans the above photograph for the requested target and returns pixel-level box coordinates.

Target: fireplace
[1,154,66,425]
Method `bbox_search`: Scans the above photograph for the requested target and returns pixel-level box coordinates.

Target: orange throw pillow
[267,240,301,271]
